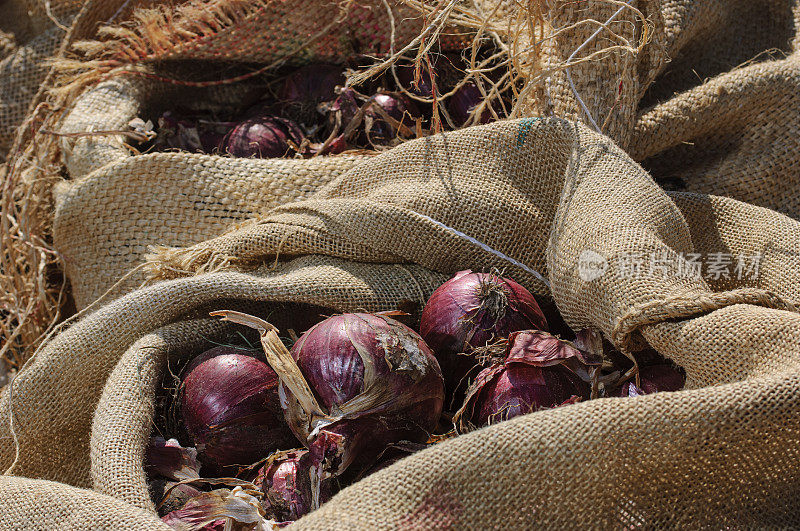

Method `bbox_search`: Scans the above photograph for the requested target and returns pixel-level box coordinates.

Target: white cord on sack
[413,212,551,289]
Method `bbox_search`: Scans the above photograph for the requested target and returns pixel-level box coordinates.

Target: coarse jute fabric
[0,0,85,156]
[53,72,371,307]
[0,476,170,529]
[78,0,468,67]
[0,257,445,490]
[48,0,800,313]
[2,118,800,527]
[2,0,800,528]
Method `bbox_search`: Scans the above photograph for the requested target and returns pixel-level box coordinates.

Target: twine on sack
[564,0,635,132]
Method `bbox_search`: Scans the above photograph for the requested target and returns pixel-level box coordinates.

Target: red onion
[150,479,203,517]
[145,437,204,516]
[180,346,296,474]
[211,311,444,484]
[420,270,548,400]
[221,115,304,158]
[280,64,345,105]
[254,450,330,523]
[362,93,419,144]
[453,330,600,431]
[619,364,685,397]
[319,88,359,140]
[447,82,492,126]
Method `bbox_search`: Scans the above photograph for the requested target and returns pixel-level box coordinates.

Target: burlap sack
[3,0,800,527]
[53,74,372,308]
[0,0,85,156]
[0,477,169,529]
[48,0,800,314]
[3,118,800,527]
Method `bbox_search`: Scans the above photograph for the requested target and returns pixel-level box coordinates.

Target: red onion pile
[213,311,444,483]
[151,271,686,529]
[149,53,510,159]
[420,270,548,400]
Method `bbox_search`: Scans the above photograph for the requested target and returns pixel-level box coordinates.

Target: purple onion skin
[162,514,225,531]
[447,82,492,126]
[280,64,345,104]
[180,346,296,474]
[254,450,330,523]
[284,313,444,477]
[619,364,686,397]
[221,115,304,158]
[145,437,200,482]
[420,270,548,400]
[469,364,588,426]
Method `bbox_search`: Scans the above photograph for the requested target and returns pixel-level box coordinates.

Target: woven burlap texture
[53,72,371,308]
[2,0,800,527]
[0,477,170,529]
[3,118,799,527]
[50,1,800,313]
[0,0,85,156]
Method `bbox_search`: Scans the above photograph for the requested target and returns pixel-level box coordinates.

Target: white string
[413,212,550,289]
[565,0,633,132]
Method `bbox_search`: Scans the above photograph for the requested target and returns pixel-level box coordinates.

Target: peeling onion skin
[283,313,444,478]
[180,346,297,474]
[454,330,596,431]
[619,364,686,397]
[420,270,549,400]
[254,450,329,523]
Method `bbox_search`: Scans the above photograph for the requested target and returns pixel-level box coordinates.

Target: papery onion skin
[150,479,203,517]
[420,270,548,399]
[469,364,587,426]
[221,115,304,158]
[180,346,297,474]
[160,488,264,531]
[145,437,201,481]
[619,364,685,397]
[454,330,595,431]
[254,450,329,523]
[283,313,444,477]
